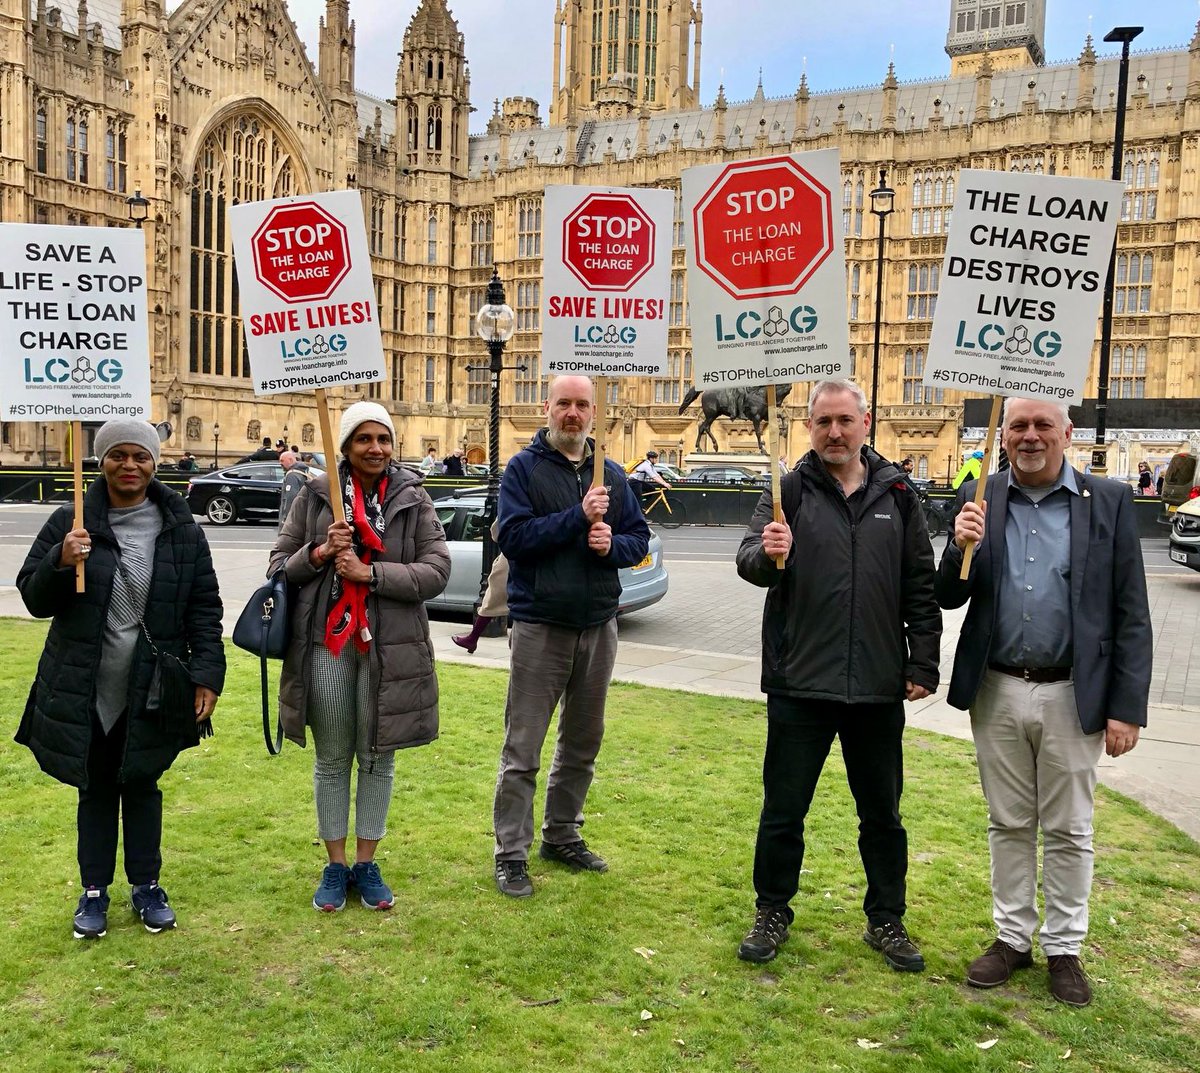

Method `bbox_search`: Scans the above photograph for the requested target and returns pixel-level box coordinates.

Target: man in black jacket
[491,375,650,899]
[735,379,941,969]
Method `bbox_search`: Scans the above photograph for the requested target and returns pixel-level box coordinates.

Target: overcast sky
[285,0,1200,134]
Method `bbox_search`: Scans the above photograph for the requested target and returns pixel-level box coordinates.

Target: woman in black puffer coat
[16,419,225,941]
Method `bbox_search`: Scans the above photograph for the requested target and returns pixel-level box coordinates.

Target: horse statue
[678,384,792,454]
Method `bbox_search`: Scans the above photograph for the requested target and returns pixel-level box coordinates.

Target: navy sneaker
[313,863,352,912]
[73,887,109,940]
[131,883,177,933]
[350,860,395,910]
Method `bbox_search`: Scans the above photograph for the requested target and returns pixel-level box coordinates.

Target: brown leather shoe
[1047,954,1092,1006]
[966,939,1034,988]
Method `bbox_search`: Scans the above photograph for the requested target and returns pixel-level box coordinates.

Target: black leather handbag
[232,571,291,754]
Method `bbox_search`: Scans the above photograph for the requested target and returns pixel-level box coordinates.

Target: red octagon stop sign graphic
[693,157,834,300]
[251,201,351,303]
[562,193,655,291]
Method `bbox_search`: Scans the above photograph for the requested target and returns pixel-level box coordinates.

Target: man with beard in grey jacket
[734,378,941,970]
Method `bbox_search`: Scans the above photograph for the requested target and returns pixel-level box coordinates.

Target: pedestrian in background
[734,378,940,970]
[270,402,450,913]
[936,397,1151,1007]
[491,375,650,898]
[419,446,440,474]
[277,449,311,529]
[443,449,466,477]
[17,418,225,940]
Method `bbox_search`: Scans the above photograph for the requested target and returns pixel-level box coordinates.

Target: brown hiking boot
[966,939,1034,988]
[1047,954,1092,1006]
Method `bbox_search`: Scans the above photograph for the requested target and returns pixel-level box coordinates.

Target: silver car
[427,493,668,615]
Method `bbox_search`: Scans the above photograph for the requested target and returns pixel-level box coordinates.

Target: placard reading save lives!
[924,170,1122,403]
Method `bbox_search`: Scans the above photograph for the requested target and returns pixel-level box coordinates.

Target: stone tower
[551,0,702,123]
[394,0,471,178]
[946,0,1046,75]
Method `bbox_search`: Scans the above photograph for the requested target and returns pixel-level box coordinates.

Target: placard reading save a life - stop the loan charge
[0,224,151,420]
[924,170,1122,403]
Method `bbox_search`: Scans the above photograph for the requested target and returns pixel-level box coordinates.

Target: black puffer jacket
[15,478,226,788]
[736,448,941,703]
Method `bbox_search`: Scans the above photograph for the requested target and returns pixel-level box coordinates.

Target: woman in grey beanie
[16,418,226,940]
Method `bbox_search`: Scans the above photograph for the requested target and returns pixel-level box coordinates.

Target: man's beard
[1013,450,1047,474]
[547,425,588,455]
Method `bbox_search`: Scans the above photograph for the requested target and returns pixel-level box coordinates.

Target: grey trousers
[493,618,619,861]
[970,670,1104,957]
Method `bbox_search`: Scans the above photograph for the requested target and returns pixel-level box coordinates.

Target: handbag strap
[255,587,285,756]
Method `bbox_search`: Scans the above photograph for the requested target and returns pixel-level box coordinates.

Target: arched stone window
[189,114,299,378]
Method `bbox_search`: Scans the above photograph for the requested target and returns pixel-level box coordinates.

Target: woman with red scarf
[270,402,450,913]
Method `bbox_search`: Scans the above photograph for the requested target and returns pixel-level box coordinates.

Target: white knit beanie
[93,418,160,464]
[338,401,396,453]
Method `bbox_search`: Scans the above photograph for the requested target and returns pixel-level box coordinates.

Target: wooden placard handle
[959,395,1002,580]
[591,376,608,490]
[72,420,85,593]
[315,388,346,523]
[766,385,785,570]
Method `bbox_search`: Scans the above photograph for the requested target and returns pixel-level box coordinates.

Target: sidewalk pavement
[425,618,1200,845]
[2,580,1196,843]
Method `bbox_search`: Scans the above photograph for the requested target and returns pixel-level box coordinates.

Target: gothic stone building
[1,0,1198,476]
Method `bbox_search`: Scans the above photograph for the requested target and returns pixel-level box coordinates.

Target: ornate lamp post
[212,422,221,470]
[1093,26,1144,477]
[469,269,519,611]
[868,168,895,449]
[125,189,149,228]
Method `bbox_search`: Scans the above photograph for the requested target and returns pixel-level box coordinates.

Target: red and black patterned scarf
[324,465,388,656]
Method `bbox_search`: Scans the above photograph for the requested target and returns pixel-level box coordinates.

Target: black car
[683,465,769,485]
[185,462,316,525]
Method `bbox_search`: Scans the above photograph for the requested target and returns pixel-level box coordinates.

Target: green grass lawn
[0,619,1196,1073]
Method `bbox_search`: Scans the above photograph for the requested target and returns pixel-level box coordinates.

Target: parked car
[683,465,768,485]
[425,492,668,615]
[1168,496,1200,572]
[185,462,323,525]
[1161,450,1199,516]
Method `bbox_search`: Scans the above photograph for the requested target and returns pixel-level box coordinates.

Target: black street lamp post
[1093,26,1143,476]
[869,168,895,449]
[468,270,519,615]
[212,422,221,470]
[125,189,150,228]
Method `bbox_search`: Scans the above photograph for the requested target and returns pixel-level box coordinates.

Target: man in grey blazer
[936,397,1151,1007]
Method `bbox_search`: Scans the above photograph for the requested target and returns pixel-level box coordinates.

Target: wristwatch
[368,563,380,592]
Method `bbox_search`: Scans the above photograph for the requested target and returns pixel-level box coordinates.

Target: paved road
[1,505,1197,839]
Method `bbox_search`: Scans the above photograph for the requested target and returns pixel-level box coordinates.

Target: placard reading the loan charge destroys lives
[924,170,1123,403]
[682,149,849,390]
[541,185,673,378]
[230,190,385,396]
[0,224,151,421]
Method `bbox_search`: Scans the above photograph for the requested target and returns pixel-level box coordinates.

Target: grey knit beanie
[93,419,160,464]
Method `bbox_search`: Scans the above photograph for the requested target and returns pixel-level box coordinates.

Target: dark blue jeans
[753,695,908,926]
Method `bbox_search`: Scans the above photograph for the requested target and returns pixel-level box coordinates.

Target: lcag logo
[279,333,348,360]
[955,321,1062,358]
[24,355,123,384]
[714,304,818,341]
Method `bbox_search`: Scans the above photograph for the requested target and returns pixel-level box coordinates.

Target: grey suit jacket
[935,468,1152,734]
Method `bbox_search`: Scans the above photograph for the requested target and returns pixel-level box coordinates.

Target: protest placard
[923,169,1123,576]
[682,149,849,392]
[541,185,673,483]
[230,190,387,520]
[0,224,152,422]
[0,223,153,591]
[924,170,1123,404]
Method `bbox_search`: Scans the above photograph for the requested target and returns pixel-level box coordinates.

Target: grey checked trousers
[493,618,619,861]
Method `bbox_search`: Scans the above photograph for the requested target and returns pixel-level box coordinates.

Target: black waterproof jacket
[16,478,226,788]
[736,448,941,703]
[498,429,650,629]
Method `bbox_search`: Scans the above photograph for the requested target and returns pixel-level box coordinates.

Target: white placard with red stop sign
[230,190,384,397]
[682,149,849,390]
[541,185,673,378]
